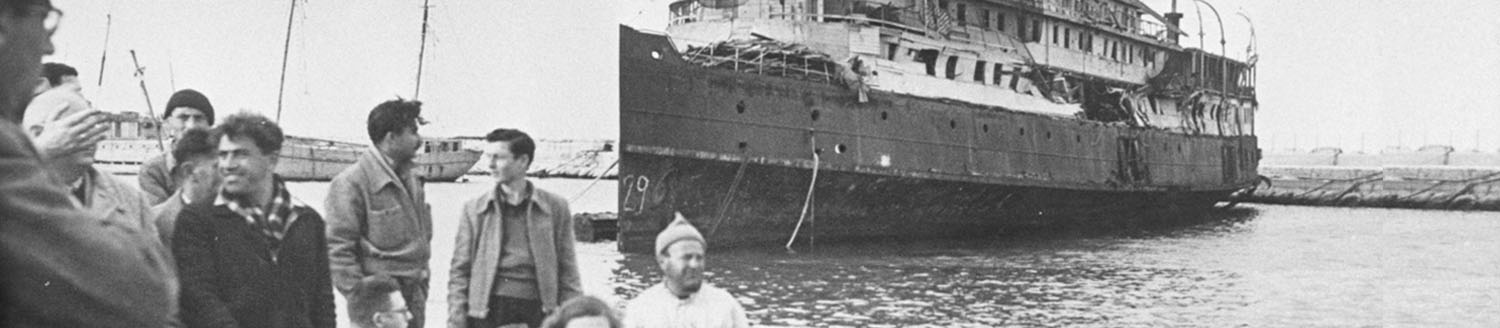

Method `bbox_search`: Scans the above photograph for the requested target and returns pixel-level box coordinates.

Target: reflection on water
[605,206,1500,327]
[289,179,1500,327]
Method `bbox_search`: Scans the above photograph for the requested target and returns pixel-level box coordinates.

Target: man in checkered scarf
[173,112,336,328]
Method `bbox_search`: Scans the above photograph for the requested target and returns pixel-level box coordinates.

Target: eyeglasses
[43,8,62,36]
[29,6,62,36]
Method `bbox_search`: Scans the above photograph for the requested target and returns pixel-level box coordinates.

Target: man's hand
[33,108,110,161]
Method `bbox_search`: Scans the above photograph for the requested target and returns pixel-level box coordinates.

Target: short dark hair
[210,112,283,154]
[367,99,422,144]
[40,62,76,87]
[540,296,621,328]
[349,275,403,328]
[484,128,535,162]
[2,1,51,16]
[169,127,217,179]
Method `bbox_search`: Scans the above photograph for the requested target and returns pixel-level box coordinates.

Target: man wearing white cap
[623,213,749,328]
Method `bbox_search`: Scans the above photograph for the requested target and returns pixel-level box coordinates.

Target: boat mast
[129,50,166,151]
[414,0,431,100]
[275,0,297,122]
[97,14,110,87]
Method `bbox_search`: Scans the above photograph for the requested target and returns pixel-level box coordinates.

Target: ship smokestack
[1165,0,1183,44]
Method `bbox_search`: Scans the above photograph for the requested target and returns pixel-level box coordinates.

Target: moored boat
[94,112,480,182]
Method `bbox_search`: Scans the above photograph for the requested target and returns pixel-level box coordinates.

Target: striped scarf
[224,176,300,261]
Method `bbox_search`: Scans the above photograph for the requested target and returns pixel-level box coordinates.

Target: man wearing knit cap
[140,88,215,205]
[624,213,749,328]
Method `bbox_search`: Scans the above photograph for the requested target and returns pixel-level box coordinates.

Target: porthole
[950,120,957,129]
[835,144,848,154]
[1019,128,1026,136]
[738,141,748,150]
[736,101,746,114]
[880,111,888,120]
[1046,131,1052,139]
[650,51,662,60]
[982,124,989,132]
[811,110,821,121]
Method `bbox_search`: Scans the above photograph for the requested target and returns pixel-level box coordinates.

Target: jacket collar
[477,180,550,215]
[86,167,125,214]
[359,147,410,194]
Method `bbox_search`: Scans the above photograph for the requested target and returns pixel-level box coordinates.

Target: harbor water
[288,177,1500,327]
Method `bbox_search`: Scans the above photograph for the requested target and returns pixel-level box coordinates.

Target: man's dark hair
[349,275,402,328]
[40,62,76,87]
[2,1,51,16]
[366,99,422,144]
[484,128,535,163]
[540,296,622,328]
[169,127,217,179]
[209,112,283,154]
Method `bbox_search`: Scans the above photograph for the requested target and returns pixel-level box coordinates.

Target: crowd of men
[0,1,750,328]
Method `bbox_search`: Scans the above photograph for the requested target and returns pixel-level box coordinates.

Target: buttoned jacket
[325,148,432,294]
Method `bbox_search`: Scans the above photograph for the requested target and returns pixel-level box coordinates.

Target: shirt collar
[479,181,550,215]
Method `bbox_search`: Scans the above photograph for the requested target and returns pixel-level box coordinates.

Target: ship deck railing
[683,39,842,85]
[668,0,1172,44]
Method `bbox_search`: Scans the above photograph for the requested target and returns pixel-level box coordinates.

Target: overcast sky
[48,0,617,143]
[46,0,1500,152]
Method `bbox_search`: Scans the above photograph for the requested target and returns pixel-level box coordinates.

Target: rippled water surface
[291,178,1500,327]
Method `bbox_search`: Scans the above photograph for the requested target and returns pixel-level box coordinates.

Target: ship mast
[414,0,431,100]
[275,0,297,122]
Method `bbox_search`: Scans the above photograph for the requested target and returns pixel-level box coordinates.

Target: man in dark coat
[174,112,335,328]
[0,1,176,327]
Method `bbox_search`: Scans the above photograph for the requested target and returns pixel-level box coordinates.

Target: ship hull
[618,149,1230,253]
[618,26,1257,252]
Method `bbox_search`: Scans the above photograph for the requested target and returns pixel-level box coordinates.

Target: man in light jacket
[327,99,433,328]
[448,128,582,328]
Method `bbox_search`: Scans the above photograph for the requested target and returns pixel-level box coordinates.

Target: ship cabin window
[1016,17,1026,40]
[1063,27,1071,48]
[915,49,939,76]
[956,3,966,25]
[992,63,1004,85]
[997,12,1006,32]
[1031,19,1042,42]
[886,43,898,60]
[1051,25,1059,44]
[945,56,960,79]
[1081,32,1091,51]
[980,9,990,29]
[973,60,987,82]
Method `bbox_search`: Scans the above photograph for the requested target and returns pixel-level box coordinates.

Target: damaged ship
[619,0,1259,253]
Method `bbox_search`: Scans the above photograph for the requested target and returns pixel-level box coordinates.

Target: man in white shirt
[624,213,749,328]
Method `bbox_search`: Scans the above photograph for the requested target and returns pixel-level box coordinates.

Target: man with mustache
[624,214,749,328]
[327,99,433,328]
[174,112,335,328]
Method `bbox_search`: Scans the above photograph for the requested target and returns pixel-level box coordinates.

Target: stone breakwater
[1246,146,1500,210]
[1247,165,1500,210]
[464,138,618,179]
